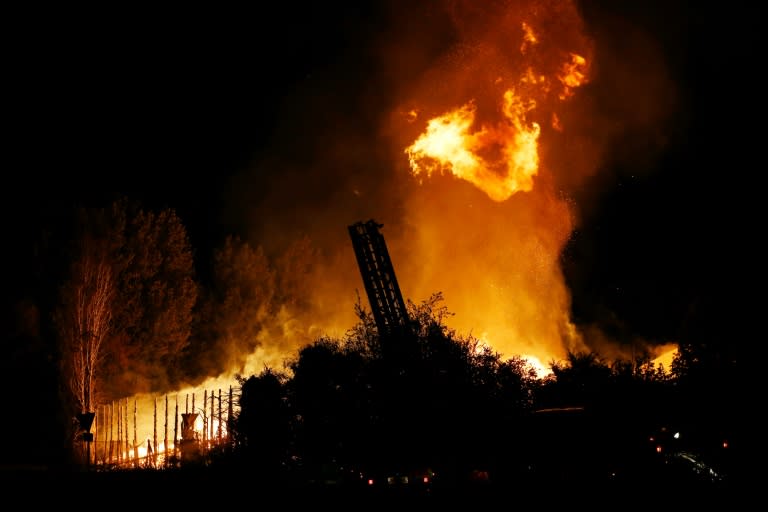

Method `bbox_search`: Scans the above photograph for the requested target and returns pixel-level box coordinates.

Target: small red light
[656,446,662,453]
[722,441,728,449]
[368,479,374,485]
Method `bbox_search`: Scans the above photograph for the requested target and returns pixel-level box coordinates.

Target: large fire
[98,0,660,460]
[389,0,594,367]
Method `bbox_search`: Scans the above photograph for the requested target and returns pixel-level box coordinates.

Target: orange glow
[177,0,599,388]
[558,53,589,99]
[405,22,590,204]
[77,2,688,471]
[521,22,538,53]
[394,1,594,366]
[522,354,553,379]
[405,89,541,203]
[652,343,678,373]
[551,113,562,132]
[90,3,601,415]
[89,370,250,467]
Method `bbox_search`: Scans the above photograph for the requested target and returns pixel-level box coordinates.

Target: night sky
[5,1,755,358]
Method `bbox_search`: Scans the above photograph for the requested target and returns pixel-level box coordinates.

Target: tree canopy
[55,198,198,409]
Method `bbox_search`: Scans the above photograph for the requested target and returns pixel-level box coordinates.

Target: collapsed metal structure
[348,220,411,343]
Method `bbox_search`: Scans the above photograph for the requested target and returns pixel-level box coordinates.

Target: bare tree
[55,234,115,414]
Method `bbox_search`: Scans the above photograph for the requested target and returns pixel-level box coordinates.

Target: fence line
[79,385,239,468]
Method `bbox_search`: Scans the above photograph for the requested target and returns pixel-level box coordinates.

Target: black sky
[4,1,757,350]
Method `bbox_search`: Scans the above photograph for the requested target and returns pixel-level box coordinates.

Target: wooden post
[113,401,117,464]
[228,386,233,444]
[203,390,208,449]
[193,392,196,443]
[217,389,222,442]
[164,395,168,466]
[102,404,106,464]
[153,396,158,467]
[92,406,98,465]
[185,393,189,414]
[124,399,129,465]
[116,401,120,463]
[174,395,179,462]
[133,399,138,467]
[209,389,214,446]
[108,402,113,463]
[120,400,124,464]
[101,405,105,464]
[118,400,122,464]
[100,405,104,464]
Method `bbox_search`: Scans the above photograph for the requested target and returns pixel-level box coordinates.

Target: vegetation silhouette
[1,197,736,502]
[219,293,733,497]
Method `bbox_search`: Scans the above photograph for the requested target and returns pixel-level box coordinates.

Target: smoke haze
[199,0,688,378]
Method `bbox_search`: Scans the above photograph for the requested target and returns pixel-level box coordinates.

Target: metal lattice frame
[348,220,409,340]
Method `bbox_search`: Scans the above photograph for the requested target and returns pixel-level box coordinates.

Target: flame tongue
[396,3,594,366]
[405,88,540,202]
[405,19,589,203]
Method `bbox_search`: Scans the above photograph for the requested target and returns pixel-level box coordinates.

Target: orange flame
[558,53,589,99]
[405,22,588,203]
[520,21,538,54]
[392,2,595,366]
[405,91,540,202]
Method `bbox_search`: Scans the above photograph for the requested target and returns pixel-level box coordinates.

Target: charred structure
[348,220,411,346]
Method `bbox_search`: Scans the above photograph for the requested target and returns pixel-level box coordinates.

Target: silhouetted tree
[55,199,198,405]
[233,368,291,479]
[287,337,372,481]
[344,292,380,356]
[538,350,612,408]
[188,235,275,376]
[53,204,125,424]
[671,331,736,473]
[284,292,545,485]
[54,232,115,414]
[102,200,198,396]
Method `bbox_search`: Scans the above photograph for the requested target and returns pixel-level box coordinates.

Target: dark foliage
[222,294,734,492]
